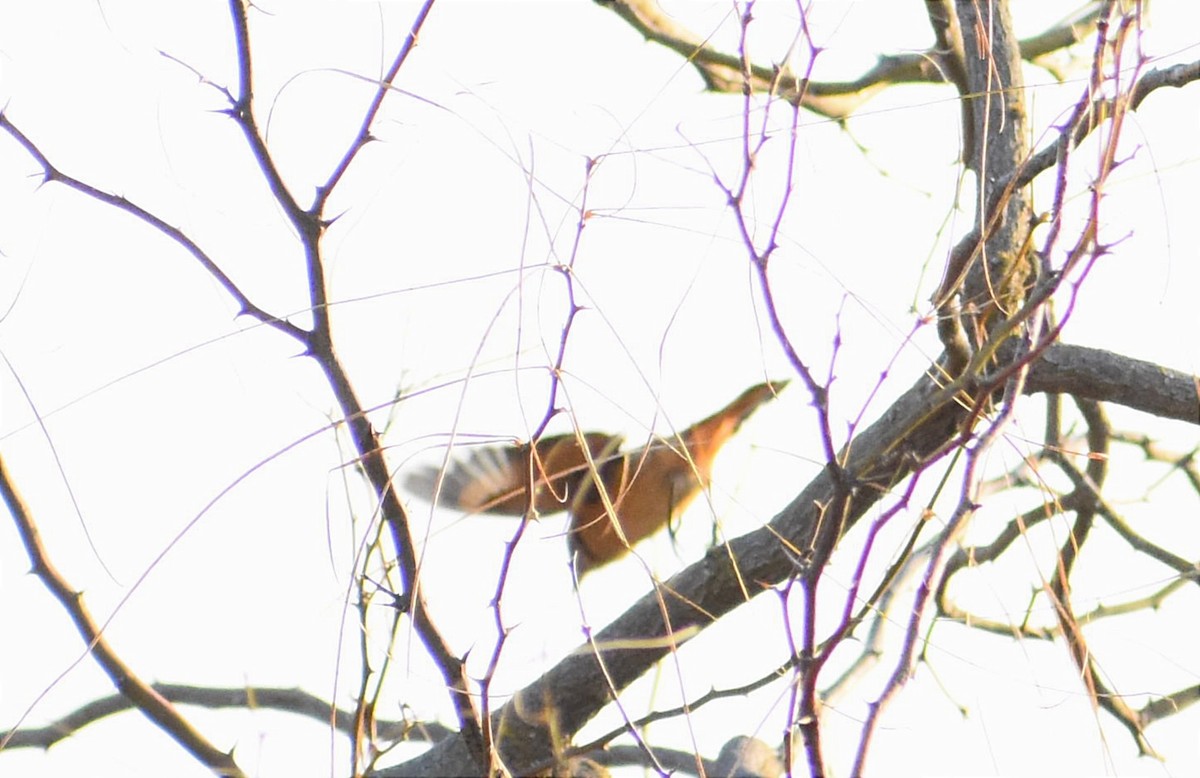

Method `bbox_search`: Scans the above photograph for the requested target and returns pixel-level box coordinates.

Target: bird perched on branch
[403,380,786,575]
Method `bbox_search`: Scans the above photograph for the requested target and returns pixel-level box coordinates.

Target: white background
[1,1,1199,776]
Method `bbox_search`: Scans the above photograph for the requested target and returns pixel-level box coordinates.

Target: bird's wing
[403,432,623,516]
[403,443,529,514]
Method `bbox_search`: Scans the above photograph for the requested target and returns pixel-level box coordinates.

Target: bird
[403,380,786,575]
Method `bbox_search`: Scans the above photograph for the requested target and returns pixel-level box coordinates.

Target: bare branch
[0,113,308,343]
[1025,344,1200,426]
[0,458,245,777]
[594,0,1104,119]
[0,684,452,752]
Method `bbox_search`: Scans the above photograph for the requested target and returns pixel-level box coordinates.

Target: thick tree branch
[382,338,1197,775]
[1025,343,1200,425]
[384,359,972,776]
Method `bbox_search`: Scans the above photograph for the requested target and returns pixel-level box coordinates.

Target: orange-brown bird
[403,381,786,574]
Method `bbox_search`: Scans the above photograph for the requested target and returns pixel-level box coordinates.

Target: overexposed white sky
[1,2,1199,776]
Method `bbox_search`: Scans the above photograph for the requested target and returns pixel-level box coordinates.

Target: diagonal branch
[382,340,1199,776]
[0,457,246,777]
[385,354,975,776]
[0,113,308,344]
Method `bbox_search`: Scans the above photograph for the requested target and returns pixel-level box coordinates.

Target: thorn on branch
[389,590,412,613]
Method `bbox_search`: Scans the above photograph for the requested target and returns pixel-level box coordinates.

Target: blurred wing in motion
[403,432,622,516]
